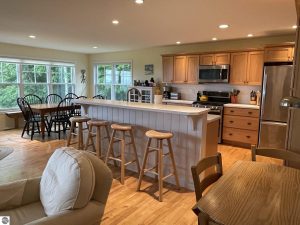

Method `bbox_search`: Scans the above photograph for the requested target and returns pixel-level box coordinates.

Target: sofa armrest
[0,177,41,211]
[25,201,104,225]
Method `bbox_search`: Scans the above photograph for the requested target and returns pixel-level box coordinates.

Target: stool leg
[155,139,159,181]
[105,129,116,165]
[84,124,93,150]
[167,138,180,189]
[158,139,163,202]
[120,131,126,185]
[67,121,75,146]
[130,129,140,174]
[96,126,101,157]
[78,122,83,149]
[137,138,152,191]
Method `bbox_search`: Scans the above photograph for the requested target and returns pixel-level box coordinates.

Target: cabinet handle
[230,110,235,113]
[248,111,253,115]
[247,122,252,125]
[246,135,251,138]
[229,121,234,123]
[229,133,233,136]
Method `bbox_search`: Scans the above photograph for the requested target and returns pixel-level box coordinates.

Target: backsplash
[169,84,261,104]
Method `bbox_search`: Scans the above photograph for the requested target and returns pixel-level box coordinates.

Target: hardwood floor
[0,129,281,225]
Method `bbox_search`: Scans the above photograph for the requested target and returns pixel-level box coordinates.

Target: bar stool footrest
[162,173,174,180]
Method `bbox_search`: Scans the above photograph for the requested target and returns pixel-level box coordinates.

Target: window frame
[0,57,76,111]
[94,61,133,100]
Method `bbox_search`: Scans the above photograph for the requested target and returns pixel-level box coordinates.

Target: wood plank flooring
[0,129,281,225]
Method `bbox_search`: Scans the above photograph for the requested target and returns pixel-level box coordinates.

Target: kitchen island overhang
[74,99,210,190]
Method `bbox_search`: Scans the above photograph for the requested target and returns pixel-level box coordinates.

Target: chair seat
[87,120,109,127]
[145,130,173,139]
[111,123,132,131]
[70,116,91,123]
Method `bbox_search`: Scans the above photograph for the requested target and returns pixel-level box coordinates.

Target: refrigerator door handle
[260,121,287,127]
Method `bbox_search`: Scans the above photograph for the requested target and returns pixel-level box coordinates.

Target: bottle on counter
[250,90,257,105]
[256,90,261,106]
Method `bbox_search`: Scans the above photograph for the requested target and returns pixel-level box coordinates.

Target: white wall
[0,43,88,130]
[88,34,295,103]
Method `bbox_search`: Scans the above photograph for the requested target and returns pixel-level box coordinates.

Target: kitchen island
[74,99,210,190]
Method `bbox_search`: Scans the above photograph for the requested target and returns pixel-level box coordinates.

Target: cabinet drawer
[223,115,259,130]
[224,107,259,117]
[223,127,258,144]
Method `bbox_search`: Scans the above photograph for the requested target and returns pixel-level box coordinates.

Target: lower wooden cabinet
[223,107,259,145]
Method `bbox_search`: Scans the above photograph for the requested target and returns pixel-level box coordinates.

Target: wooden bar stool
[137,130,180,202]
[66,116,90,150]
[84,120,110,159]
[105,123,140,184]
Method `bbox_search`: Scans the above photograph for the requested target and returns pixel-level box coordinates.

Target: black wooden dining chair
[17,97,44,140]
[48,97,74,139]
[93,94,105,99]
[45,94,62,104]
[251,145,300,167]
[76,96,87,99]
[65,93,78,99]
[24,94,43,104]
[191,153,223,225]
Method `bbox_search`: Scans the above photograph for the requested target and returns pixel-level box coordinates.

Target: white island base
[74,99,209,190]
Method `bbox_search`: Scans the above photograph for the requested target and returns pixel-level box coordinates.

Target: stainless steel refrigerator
[258,62,293,149]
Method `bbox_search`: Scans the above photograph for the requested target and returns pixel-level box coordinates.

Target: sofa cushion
[0,179,26,210]
[40,147,95,216]
[0,202,46,225]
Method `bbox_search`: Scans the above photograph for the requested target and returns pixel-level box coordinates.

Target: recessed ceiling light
[28,35,36,39]
[292,25,297,29]
[247,34,253,37]
[176,41,181,44]
[219,24,229,29]
[112,20,119,25]
[212,37,218,41]
[135,0,144,4]
[92,46,98,49]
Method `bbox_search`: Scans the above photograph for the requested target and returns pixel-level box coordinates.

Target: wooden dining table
[30,103,80,139]
[193,160,300,225]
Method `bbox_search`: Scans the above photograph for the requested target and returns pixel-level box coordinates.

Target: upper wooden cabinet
[172,55,199,84]
[230,51,264,85]
[264,46,294,62]
[162,56,174,83]
[200,53,230,65]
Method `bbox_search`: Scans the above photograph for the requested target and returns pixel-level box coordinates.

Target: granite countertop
[224,103,260,109]
[73,99,209,116]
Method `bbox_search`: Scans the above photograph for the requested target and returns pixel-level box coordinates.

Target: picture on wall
[145,64,154,75]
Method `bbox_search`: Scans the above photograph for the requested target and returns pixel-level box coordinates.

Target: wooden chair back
[251,145,300,165]
[45,94,62,104]
[191,152,223,202]
[65,93,78,99]
[76,96,87,99]
[24,94,42,104]
[93,94,105,99]
[17,97,38,121]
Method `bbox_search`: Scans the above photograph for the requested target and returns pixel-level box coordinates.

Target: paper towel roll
[154,95,163,104]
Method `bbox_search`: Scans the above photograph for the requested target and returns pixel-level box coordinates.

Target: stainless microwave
[198,65,230,83]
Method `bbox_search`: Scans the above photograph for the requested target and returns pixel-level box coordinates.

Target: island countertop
[73,99,209,116]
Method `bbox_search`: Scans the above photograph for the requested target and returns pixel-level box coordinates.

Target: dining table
[193,160,300,225]
[30,103,80,139]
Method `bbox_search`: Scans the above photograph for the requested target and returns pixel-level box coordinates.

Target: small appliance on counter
[193,91,231,143]
[170,92,181,100]
[163,85,171,99]
[250,90,257,105]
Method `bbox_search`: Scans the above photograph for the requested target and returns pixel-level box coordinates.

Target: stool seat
[70,116,90,123]
[87,120,109,126]
[111,123,132,131]
[145,130,173,139]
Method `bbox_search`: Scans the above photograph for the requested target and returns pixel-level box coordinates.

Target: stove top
[195,91,231,106]
[192,101,226,106]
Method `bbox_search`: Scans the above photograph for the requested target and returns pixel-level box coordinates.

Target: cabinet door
[200,54,214,65]
[173,56,187,83]
[162,56,174,83]
[247,51,264,85]
[215,53,230,65]
[186,55,199,84]
[264,47,294,62]
[230,52,248,85]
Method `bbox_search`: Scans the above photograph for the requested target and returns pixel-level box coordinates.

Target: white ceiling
[0,0,297,54]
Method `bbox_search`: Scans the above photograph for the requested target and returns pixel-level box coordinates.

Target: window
[94,62,132,100]
[0,58,75,110]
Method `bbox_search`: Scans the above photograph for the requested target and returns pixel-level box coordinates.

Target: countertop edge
[224,103,260,109]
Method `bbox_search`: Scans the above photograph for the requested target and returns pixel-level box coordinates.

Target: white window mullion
[19,64,24,97]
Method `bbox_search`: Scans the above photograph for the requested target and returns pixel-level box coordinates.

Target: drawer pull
[247,122,252,125]
[229,121,234,123]
[230,110,235,113]
[229,133,233,136]
[246,135,251,138]
[248,112,253,115]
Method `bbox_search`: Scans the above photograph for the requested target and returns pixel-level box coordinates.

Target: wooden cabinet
[200,53,230,65]
[264,46,294,62]
[162,56,174,83]
[222,107,259,146]
[230,51,264,85]
[173,55,199,84]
